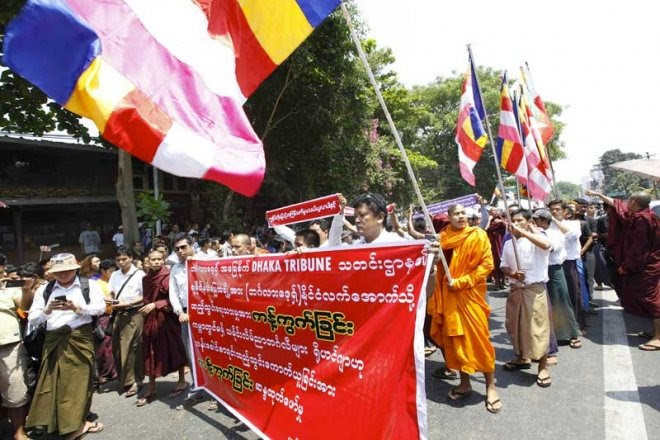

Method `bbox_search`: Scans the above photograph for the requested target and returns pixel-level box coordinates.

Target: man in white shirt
[195,238,218,260]
[111,226,124,249]
[352,193,407,244]
[168,234,205,408]
[108,247,146,396]
[501,210,553,388]
[533,210,582,348]
[548,200,587,331]
[78,223,101,256]
[27,253,106,438]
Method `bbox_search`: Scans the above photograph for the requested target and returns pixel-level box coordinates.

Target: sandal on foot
[637,332,654,339]
[424,346,437,356]
[569,339,582,349]
[485,398,502,414]
[546,356,558,366]
[447,387,471,401]
[431,368,458,380]
[207,401,219,411]
[124,385,139,398]
[136,393,155,407]
[503,361,531,371]
[536,374,552,388]
[73,421,105,439]
[168,383,189,398]
[638,343,660,351]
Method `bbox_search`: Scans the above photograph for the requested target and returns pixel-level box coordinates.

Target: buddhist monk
[586,190,660,351]
[428,204,501,413]
[136,250,188,406]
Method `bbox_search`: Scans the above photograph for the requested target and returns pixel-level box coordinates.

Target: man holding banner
[428,204,501,413]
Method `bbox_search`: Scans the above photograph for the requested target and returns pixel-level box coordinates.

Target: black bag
[24,277,101,357]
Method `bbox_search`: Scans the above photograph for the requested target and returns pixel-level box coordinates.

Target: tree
[136,191,171,231]
[553,181,582,201]
[598,149,646,196]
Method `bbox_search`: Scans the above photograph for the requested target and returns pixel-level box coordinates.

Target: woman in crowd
[79,255,101,280]
[96,259,118,384]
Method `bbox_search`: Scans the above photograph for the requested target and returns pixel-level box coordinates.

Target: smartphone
[52,295,67,302]
[4,279,25,288]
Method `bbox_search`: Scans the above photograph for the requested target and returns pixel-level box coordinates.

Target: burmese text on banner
[187,243,433,440]
[266,194,341,227]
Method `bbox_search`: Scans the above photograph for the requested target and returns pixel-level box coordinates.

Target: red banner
[266,194,341,227]
[187,243,432,440]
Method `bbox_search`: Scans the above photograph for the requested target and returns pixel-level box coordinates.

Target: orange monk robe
[428,226,495,374]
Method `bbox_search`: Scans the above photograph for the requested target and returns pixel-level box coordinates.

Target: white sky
[357,0,660,184]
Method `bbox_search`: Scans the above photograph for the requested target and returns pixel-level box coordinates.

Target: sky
[356,0,660,185]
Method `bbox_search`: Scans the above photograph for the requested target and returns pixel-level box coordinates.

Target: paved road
[21,286,659,439]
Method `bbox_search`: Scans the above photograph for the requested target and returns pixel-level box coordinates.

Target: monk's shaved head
[232,234,251,246]
[629,192,651,210]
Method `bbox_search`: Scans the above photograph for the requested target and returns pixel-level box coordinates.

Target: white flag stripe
[123,0,246,103]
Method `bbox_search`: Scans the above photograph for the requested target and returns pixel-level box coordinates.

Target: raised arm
[585,190,614,208]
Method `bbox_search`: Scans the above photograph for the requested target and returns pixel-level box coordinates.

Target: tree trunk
[222,191,234,222]
[116,150,139,245]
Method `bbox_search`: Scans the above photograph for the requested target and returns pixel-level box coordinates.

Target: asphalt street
[19,285,659,439]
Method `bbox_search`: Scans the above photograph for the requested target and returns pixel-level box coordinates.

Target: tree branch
[261,63,295,142]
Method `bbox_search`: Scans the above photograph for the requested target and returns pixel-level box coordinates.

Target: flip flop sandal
[75,421,105,439]
[638,343,660,351]
[503,361,532,371]
[485,398,502,414]
[431,368,458,380]
[536,375,552,388]
[136,393,156,407]
[569,339,582,349]
[169,383,189,398]
[447,387,471,401]
[546,356,558,366]
[124,385,139,398]
[637,332,653,339]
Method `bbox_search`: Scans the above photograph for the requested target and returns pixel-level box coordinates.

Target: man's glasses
[175,245,189,251]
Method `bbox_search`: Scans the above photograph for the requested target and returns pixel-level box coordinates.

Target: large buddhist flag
[517,90,552,200]
[197,0,340,97]
[521,63,554,145]
[455,56,488,186]
[496,72,527,184]
[3,0,340,197]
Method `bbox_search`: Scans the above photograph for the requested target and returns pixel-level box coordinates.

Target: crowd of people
[0,190,657,438]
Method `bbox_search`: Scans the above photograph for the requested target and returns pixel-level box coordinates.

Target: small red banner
[188,243,432,439]
[266,194,341,227]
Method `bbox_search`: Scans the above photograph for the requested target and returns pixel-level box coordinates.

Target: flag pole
[522,62,559,199]
[467,44,521,269]
[340,2,453,282]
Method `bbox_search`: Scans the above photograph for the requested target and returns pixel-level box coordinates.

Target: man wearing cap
[26,253,106,439]
[501,210,553,388]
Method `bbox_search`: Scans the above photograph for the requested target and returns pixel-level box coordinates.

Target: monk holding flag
[586,190,660,350]
[428,204,502,413]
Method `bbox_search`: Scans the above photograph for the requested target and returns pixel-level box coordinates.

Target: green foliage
[598,149,647,196]
[553,181,582,201]
[136,192,171,231]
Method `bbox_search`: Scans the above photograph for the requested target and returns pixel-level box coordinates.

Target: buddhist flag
[197,0,340,97]
[3,0,340,197]
[455,55,488,186]
[521,63,554,144]
[496,72,527,184]
[517,90,552,200]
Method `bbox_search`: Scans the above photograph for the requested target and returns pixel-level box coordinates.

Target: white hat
[47,253,81,273]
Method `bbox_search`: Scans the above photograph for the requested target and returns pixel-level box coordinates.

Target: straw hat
[47,253,81,273]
